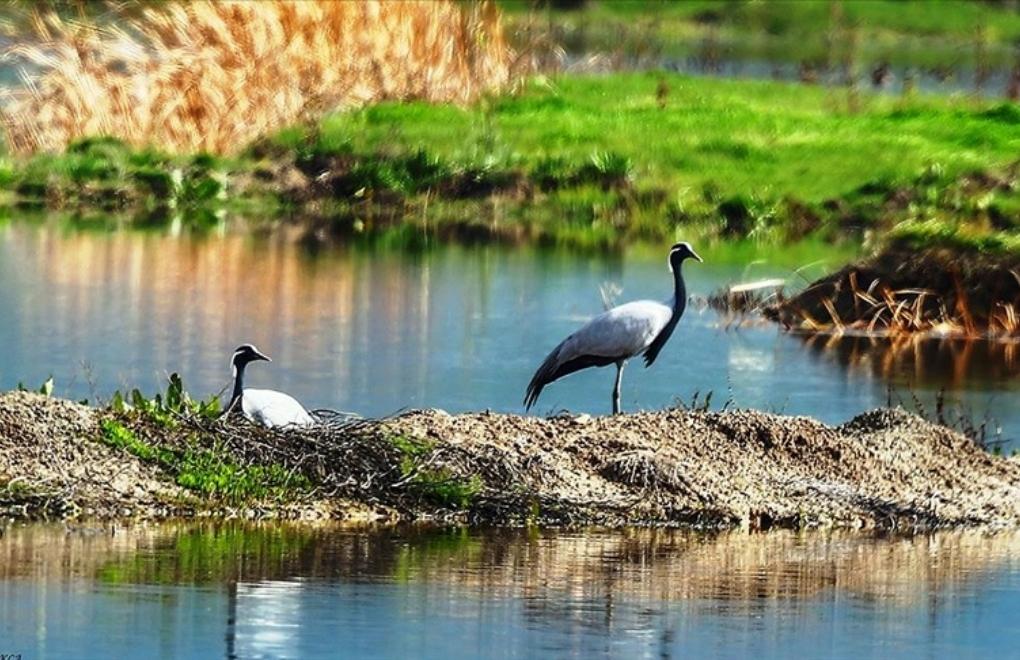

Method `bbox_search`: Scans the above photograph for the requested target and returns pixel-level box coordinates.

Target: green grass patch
[889,219,1020,255]
[0,477,38,500]
[99,418,174,464]
[331,73,1019,202]
[98,418,309,504]
[388,433,483,509]
[268,72,1020,250]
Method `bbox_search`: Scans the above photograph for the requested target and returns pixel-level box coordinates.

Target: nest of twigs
[113,409,428,508]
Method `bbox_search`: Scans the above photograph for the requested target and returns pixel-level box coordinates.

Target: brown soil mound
[0,391,184,518]
[388,408,1020,529]
[1,391,1019,530]
[767,247,1020,335]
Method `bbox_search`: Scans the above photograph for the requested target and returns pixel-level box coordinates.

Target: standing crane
[524,242,702,415]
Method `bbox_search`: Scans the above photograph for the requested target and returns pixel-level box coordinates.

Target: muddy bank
[1,391,1019,530]
[766,246,1020,336]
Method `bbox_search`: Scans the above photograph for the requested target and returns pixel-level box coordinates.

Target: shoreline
[4,73,1019,254]
[1,391,1018,530]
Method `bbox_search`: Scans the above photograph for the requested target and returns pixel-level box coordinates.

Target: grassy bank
[3,72,1020,251]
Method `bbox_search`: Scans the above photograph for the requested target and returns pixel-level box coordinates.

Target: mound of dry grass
[5,389,1019,529]
[766,247,1020,338]
[1,0,516,154]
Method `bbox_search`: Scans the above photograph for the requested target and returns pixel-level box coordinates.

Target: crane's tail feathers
[524,344,564,411]
[523,383,543,411]
[525,345,620,411]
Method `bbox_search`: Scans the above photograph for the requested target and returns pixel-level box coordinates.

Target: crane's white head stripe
[231,343,267,373]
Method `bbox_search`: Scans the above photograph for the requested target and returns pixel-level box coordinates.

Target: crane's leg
[612,360,625,415]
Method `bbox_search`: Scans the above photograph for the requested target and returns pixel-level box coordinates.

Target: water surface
[1,523,1018,659]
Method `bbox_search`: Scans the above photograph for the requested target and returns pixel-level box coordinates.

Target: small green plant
[397,148,451,193]
[531,155,571,191]
[576,150,632,188]
[110,373,221,427]
[389,433,434,474]
[0,478,37,499]
[388,433,483,508]
[412,470,483,509]
[174,445,309,501]
[100,419,174,463]
[16,376,53,396]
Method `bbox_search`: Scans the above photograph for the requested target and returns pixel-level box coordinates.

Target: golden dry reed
[788,270,1020,339]
[1,0,515,154]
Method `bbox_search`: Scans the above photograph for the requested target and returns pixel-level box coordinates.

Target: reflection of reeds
[795,331,1020,390]
[3,523,1020,610]
[1,222,435,408]
[2,0,515,154]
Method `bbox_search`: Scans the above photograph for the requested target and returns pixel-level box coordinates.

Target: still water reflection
[0,222,1018,442]
[0,523,1018,659]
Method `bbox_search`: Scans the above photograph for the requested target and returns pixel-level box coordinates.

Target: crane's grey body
[226,344,314,428]
[524,242,701,414]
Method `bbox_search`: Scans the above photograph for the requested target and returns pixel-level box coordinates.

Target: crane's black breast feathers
[524,346,616,410]
[642,316,679,367]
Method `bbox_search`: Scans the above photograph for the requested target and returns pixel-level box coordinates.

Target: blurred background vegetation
[0,0,1018,255]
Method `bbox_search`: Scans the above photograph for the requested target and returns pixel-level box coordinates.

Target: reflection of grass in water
[95,523,485,586]
[392,527,482,584]
[502,0,1020,72]
[83,524,1020,608]
[97,524,316,586]
[691,237,859,270]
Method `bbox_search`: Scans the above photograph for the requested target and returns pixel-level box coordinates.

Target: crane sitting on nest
[225,344,315,428]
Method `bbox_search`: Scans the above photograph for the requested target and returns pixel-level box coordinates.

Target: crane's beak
[254,350,272,362]
[691,250,703,263]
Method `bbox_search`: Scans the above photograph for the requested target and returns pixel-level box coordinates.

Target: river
[1,523,1019,659]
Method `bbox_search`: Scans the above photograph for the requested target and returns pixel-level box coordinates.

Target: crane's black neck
[670,258,688,318]
[642,258,688,367]
[227,361,246,413]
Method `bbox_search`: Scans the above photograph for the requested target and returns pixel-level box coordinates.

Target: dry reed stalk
[953,275,978,336]
[991,302,1019,334]
[820,296,845,332]
[783,276,994,338]
[1,0,517,154]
